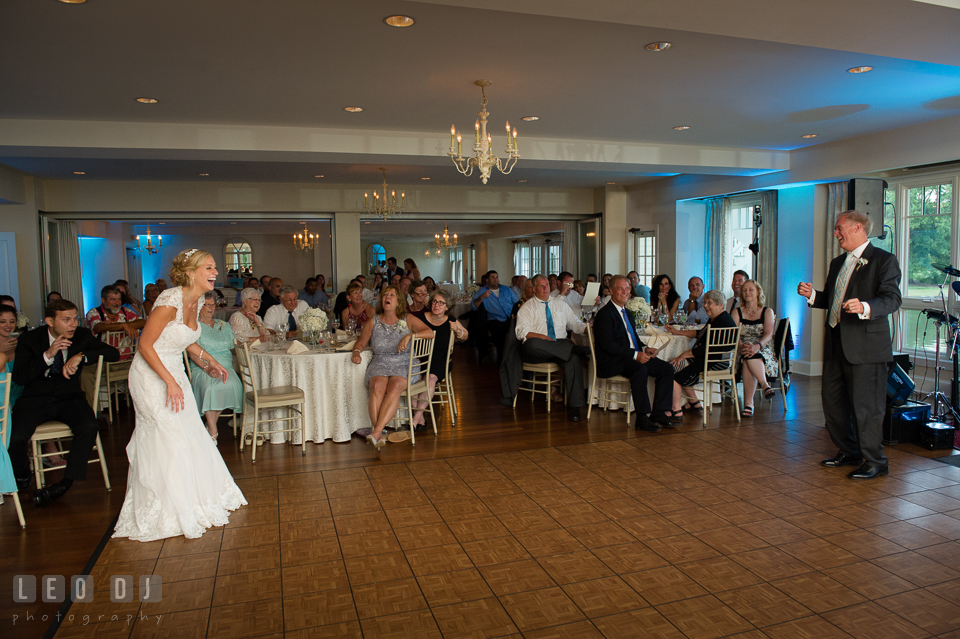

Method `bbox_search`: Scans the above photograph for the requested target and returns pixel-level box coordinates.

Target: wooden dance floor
[4,350,960,639]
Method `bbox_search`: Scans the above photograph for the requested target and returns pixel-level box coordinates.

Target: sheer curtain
[704,197,725,291]
[757,190,779,312]
[52,221,84,311]
[826,182,848,265]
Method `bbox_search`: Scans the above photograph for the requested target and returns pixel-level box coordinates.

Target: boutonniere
[856,258,869,271]
[398,319,408,331]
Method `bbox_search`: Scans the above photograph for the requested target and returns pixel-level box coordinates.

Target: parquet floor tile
[771,572,868,613]
[478,559,558,596]
[655,594,755,639]
[351,577,427,619]
[417,568,494,606]
[591,607,687,639]
[358,609,443,639]
[431,597,519,638]
[560,575,648,617]
[821,601,931,638]
[714,583,813,628]
[282,588,358,630]
[497,586,586,632]
[212,568,282,606]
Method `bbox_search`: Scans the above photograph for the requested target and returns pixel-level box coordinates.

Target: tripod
[924,314,960,425]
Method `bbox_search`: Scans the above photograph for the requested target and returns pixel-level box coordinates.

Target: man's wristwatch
[75,352,85,364]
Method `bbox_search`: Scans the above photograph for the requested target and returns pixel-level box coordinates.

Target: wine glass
[346,317,357,336]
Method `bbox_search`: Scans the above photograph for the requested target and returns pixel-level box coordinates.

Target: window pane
[941,183,953,215]
[906,214,952,298]
[900,309,951,357]
[924,186,939,216]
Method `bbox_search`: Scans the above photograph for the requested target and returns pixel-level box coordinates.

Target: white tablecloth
[215,307,239,322]
[247,346,373,443]
[450,301,473,319]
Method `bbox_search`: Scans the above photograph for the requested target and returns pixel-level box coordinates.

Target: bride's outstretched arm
[138,305,188,412]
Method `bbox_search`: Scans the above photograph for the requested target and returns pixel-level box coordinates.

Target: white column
[602,185,628,275]
[333,212,361,293]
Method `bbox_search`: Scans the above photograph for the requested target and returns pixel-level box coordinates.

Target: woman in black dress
[410,290,468,429]
[665,290,736,418]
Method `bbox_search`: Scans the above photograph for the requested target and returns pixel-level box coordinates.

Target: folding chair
[430,332,458,425]
[235,343,305,462]
[390,334,436,445]
[697,325,742,426]
[0,369,25,527]
[585,325,632,423]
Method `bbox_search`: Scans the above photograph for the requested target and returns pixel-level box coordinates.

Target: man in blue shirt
[471,270,518,363]
[298,277,329,307]
[628,271,651,303]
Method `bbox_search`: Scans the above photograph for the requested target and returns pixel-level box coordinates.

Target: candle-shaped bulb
[475,120,480,143]
[506,121,511,133]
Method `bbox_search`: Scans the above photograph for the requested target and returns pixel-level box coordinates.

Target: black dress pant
[521,338,587,407]
[604,356,674,415]
[478,319,510,362]
[821,327,889,465]
[10,393,100,482]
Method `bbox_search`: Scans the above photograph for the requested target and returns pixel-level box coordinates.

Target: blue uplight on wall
[78,236,108,314]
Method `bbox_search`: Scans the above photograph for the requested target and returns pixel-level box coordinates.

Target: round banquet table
[246,344,373,443]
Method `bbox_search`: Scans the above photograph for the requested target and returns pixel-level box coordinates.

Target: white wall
[674,200,708,291]
[0,175,44,320]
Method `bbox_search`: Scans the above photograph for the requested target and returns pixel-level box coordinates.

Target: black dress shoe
[648,412,672,427]
[568,408,582,423]
[636,415,661,433]
[15,476,31,491]
[500,396,515,407]
[33,482,69,508]
[848,463,889,480]
[821,452,864,468]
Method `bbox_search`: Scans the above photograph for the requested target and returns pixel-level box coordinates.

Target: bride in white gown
[113,249,246,542]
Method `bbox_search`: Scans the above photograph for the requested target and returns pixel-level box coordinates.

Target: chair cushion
[522,362,561,373]
[247,386,305,403]
[32,422,73,439]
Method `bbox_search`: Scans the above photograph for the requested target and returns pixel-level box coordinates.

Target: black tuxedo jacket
[593,302,648,379]
[811,244,901,365]
[13,325,120,400]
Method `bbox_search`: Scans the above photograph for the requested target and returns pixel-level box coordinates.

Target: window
[513,243,531,278]
[904,182,952,299]
[870,189,896,254]
[726,201,757,280]
[448,247,463,286]
[465,245,475,285]
[532,245,542,275]
[224,240,253,277]
[633,230,657,286]
[367,243,386,274]
[547,243,562,274]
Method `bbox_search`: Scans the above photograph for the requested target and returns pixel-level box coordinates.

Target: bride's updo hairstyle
[169,249,213,287]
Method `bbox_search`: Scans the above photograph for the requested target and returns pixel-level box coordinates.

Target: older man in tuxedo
[798,210,901,479]
[11,299,120,506]
[594,275,675,432]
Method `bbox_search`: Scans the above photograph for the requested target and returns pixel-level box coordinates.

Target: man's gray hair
[531,274,548,285]
[704,289,725,307]
[279,285,298,298]
[688,276,704,285]
[241,287,262,301]
[840,210,872,235]
[609,274,630,289]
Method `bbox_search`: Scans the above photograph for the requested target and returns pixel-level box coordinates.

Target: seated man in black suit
[11,299,120,507]
[593,275,675,432]
[515,274,589,422]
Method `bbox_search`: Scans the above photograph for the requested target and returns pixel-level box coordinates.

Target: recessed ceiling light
[645,42,672,52]
[197,173,210,176]
[383,15,415,27]
[313,175,324,178]
[58,0,87,3]
[420,177,431,180]
[607,182,616,185]
[158,222,165,225]
[344,106,363,112]
[517,179,527,183]
[135,97,158,104]
[802,134,818,138]
[72,171,86,175]
[364,221,371,224]
[673,125,690,130]
[847,66,873,73]
[521,116,540,121]
[230,222,236,224]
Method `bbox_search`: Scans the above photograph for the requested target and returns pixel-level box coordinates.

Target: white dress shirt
[549,288,584,311]
[515,295,587,342]
[807,240,872,319]
[263,300,311,330]
[686,294,709,324]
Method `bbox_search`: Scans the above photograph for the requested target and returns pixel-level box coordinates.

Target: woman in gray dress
[350,286,434,451]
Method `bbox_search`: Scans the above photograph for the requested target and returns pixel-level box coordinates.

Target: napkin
[248,338,260,347]
[645,334,671,350]
[337,339,358,352]
[286,340,310,354]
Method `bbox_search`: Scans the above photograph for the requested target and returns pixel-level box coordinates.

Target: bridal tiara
[184,249,199,258]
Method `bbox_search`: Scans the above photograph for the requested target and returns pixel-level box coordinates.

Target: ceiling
[1,0,959,187]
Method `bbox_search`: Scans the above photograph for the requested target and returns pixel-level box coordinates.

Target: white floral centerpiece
[466,284,480,297]
[299,307,328,336]
[16,312,29,330]
[625,297,651,330]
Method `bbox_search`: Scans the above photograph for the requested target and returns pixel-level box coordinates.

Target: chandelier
[448,80,519,184]
[435,223,458,251]
[364,168,405,220]
[293,222,318,251]
[135,223,162,254]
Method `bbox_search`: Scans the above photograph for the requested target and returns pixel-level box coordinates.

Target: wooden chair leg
[95,433,111,490]
[32,440,43,489]
[546,372,551,413]
[10,492,25,528]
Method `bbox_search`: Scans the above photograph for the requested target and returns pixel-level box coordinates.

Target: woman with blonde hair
[733,279,778,417]
[350,285,434,451]
[113,248,246,541]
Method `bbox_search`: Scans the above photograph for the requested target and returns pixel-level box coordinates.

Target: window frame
[224,239,253,277]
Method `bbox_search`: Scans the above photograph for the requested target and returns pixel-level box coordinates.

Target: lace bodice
[150,287,201,356]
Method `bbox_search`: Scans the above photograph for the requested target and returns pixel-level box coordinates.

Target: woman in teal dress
[191,292,243,441]
[0,304,20,494]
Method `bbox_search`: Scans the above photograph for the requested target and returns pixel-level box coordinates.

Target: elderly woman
[409,290,468,429]
[733,280,778,417]
[350,286,434,451]
[142,283,161,316]
[666,290,736,419]
[651,274,681,320]
[229,287,270,343]
[192,292,244,440]
[342,282,376,334]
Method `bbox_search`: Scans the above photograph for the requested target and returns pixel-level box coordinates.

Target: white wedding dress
[113,287,246,542]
